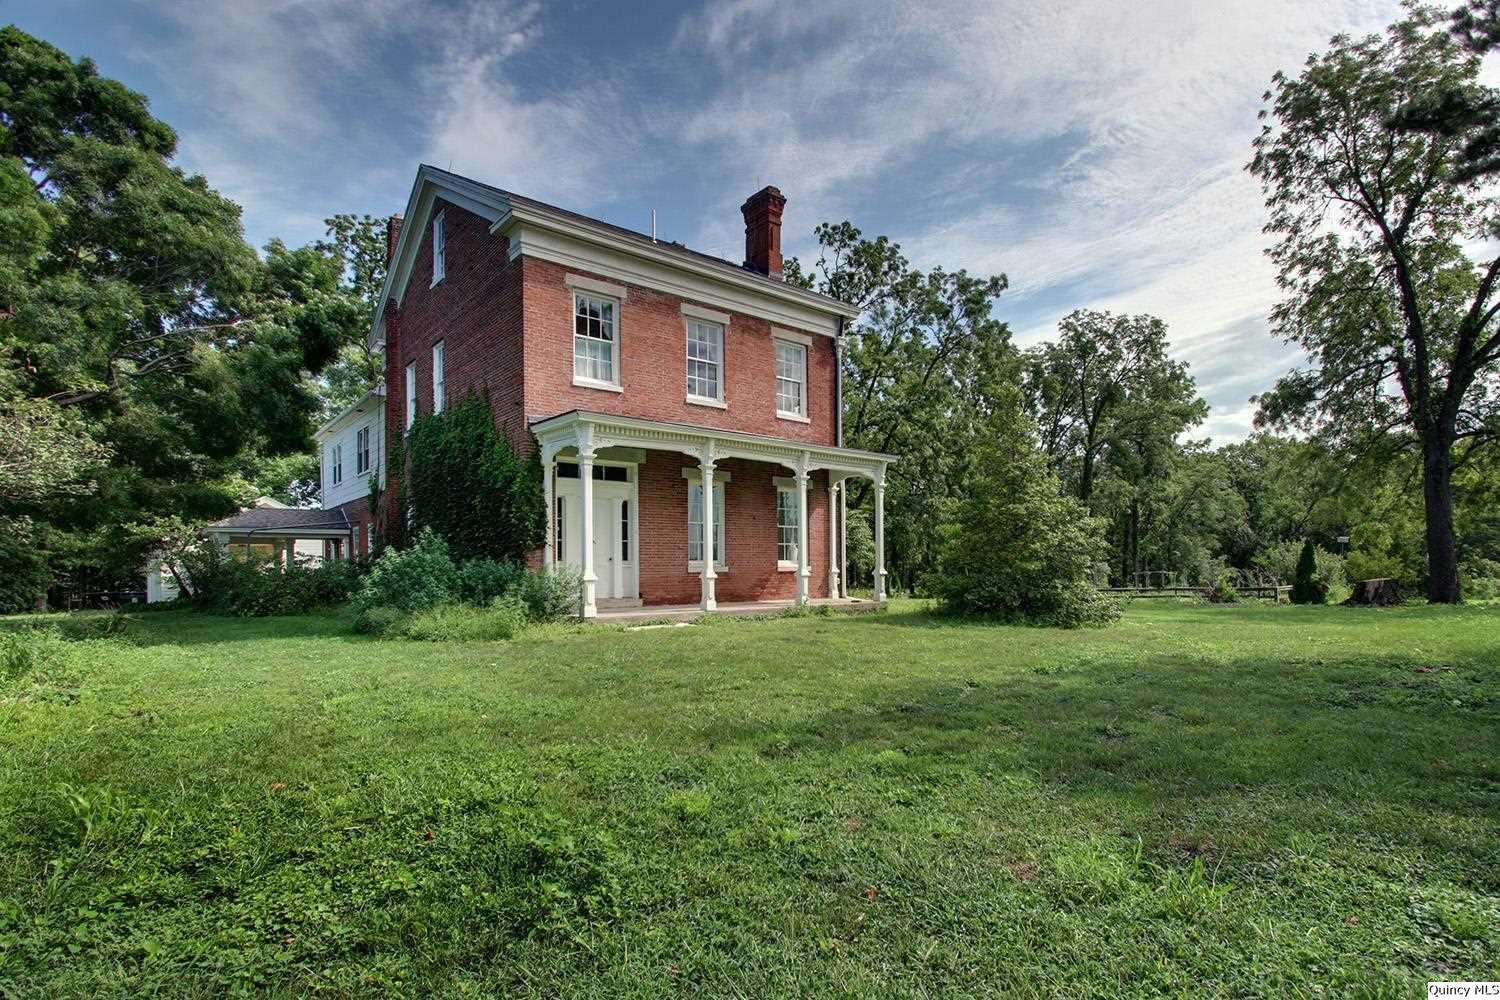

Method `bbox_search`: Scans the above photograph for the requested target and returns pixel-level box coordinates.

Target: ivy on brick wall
[405,392,544,563]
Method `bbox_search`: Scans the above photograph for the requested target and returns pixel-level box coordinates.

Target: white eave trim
[314,388,386,440]
[495,202,858,337]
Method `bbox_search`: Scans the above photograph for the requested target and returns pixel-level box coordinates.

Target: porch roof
[204,506,352,540]
[529,410,896,480]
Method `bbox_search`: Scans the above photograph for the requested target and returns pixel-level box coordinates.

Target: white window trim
[684,315,727,408]
[430,210,446,287]
[773,476,800,571]
[565,273,628,301]
[773,330,811,422]
[432,341,446,413]
[571,290,623,392]
[682,467,730,572]
[355,425,371,476]
[404,362,417,431]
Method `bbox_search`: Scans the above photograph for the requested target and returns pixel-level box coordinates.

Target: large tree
[0,27,357,591]
[1250,6,1500,602]
[786,223,1015,592]
[1024,309,1206,505]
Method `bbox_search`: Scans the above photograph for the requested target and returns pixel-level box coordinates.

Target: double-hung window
[404,362,417,430]
[355,426,370,475]
[776,485,799,567]
[432,341,445,413]
[687,480,725,567]
[775,337,807,419]
[330,444,343,487]
[573,292,618,388]
[685,320,724,403]
[430,211,446,286]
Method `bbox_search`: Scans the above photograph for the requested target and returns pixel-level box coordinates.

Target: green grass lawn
[2,600,1498,997]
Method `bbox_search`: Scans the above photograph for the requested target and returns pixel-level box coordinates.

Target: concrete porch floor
[594,597,884,623]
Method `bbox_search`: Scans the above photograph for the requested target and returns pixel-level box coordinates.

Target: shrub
[396,595,527,642]
[1203,572,1239,604]
[518,564,583,623]
[1461,558,1500,600]
[928,397,1120,628]
[354,604,407,636]
[456,559,525,606]
[1255,538,1344,594]
[179,544,361,617]
[1290,539,1329,604]
[0,516,50,614]
[352,529,458,616]
[406,393,544,563]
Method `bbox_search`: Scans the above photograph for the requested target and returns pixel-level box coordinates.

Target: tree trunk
[1422,435,1461,603]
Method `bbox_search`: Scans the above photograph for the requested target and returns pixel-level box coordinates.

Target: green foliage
[0,624,74,682]
[178,545,360,617]
[1203,572,1240,604]
[406,393,545,564]
[787,221,1015,592]
[1255,538,1346,592]
[1290,538,1329,604]
[352,529,457,616]
[393,595,528,642]
[0,516,50,613]
[518,564,584,623]
[456,558,526,606]
[929,397,1119,628]
[1462,558,1500,600]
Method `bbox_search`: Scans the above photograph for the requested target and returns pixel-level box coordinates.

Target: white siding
[317,400,385,510]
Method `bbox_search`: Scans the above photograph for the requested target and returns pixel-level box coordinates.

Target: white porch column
[873,470,887,602]
[827,477,840,600]
[542,454,555,569]
[794,459,810,605]
[839,481,849,598]
[699,445,717,611]
[579,437,598,619]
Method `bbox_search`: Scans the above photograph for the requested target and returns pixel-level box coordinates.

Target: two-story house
[329,165,894,617]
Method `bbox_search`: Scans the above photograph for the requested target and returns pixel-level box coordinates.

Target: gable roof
[206,506,352,535]
[369,165,857,350]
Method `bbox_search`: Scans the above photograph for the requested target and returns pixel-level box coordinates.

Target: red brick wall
[331,496,373,556]
[389,201,527,445]
[634,452,830,605]
[520,257,837,446]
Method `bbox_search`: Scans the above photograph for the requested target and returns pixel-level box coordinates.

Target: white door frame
[554,460,639,604]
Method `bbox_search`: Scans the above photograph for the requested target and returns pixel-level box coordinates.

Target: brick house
[319,165,894,617]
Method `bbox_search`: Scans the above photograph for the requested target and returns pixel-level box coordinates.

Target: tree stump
[1344,578,1402,607]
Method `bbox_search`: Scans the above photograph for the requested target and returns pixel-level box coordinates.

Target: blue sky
[12,0,1409,440]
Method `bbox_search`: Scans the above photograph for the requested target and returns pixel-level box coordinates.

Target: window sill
[776,410,811,424]
[687,395,727,410]
[777,560,798,573]
[687,562,729,574]
[573,377,623,393]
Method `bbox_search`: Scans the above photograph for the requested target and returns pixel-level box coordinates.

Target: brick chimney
[385,213,403,263]
[740,186,786,280]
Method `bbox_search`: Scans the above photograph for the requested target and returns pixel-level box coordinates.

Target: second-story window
[404,362,417,430]
[573,292,618,388]
[431,210,446,286]
[432,341,445,413]
[686,320,724,403]
[330,444,343,486]
[355,426,370,475]
[775,338,807,419]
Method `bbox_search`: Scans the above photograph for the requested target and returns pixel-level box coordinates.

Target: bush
[406,393,545,563]
[1461,558,1500,600]
[518,564,583,623]
[927,398,1120,628]
[456,559,525,606]
[354,604,407,636]
[1203,572,1239,604]
[179,544,361,617]
[0,516,50,614]
[1290,538,1329,604]
[1255,538,1344,595]
[395,595,527,642]
[352,529,458,616]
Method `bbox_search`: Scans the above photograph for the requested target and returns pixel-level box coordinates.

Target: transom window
[355,426,370,475]
[330,444,343,486]
[776,486,799,565]
[687,481,725,566]
[776,339,806,417]
[686,320,724,402]
[556,463,627,482]
[573,292,618,387]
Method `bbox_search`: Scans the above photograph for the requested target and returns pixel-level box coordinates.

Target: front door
[592,499,616,600]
